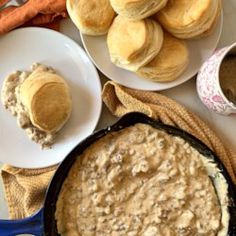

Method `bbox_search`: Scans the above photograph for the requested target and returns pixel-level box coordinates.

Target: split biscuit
[19,68,72,133]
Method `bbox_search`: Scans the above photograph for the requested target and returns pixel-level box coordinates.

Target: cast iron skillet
[0,112,235,236]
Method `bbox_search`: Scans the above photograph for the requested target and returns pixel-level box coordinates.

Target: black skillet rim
[43,112,236,236]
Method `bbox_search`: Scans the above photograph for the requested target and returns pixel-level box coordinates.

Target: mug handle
[0,208,43,236]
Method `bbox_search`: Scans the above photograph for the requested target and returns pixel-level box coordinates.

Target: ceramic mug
[197,42,236,115]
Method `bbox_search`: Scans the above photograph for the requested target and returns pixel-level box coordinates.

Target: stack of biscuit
[66,0,222,83]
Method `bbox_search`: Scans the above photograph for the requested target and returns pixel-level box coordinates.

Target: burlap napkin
[1,80,235,220]
[0,0,67,34]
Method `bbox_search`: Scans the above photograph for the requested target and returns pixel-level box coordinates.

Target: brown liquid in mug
[219,50,236,105]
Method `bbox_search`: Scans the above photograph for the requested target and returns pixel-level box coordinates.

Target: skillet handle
[230,206,236,234]
[0,208,43,236]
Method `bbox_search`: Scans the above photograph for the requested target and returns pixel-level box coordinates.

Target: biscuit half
[20,69,72,133]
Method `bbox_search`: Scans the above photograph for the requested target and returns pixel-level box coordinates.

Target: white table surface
[0,0,236,220]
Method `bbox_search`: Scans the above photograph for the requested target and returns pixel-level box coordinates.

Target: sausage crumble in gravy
[56,123,229,236]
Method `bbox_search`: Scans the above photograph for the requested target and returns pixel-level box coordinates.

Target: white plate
[81,14,223,91]
[0,27,102,168]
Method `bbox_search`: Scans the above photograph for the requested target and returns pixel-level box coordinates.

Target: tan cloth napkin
[0,0,67,34]
[1,80,235,220]
[1,165,57,219]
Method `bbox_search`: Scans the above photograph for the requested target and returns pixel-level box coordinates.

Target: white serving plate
[81,14,223,91]
[0,27,102,168]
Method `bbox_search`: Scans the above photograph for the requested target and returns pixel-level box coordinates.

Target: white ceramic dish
[81,13,223,91]
[0,27,102,168]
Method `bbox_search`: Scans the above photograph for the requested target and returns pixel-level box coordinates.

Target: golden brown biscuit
[110,0,168,20]
[156,0,221,39]
[20,68,72,133]
[196,0,222,39]
[137,33,189,82]
[107,16,163,72]
[67,0,116,35]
